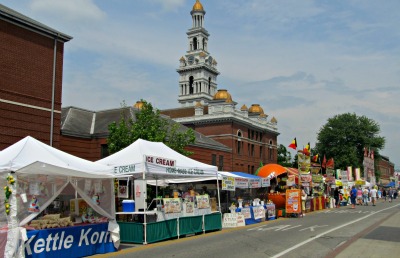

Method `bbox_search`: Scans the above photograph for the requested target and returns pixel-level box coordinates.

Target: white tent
[0,136,119,257]
[97,138,218,179]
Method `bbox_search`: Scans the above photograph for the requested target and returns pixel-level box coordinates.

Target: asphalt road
[93,199,400,258]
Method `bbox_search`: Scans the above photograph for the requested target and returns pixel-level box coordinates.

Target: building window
[260,146,263,159]
[237,130,242,154]
[251,144,255,157]
[219,155,224,171]
[251,166,255,174]
[248,143,251,156]
[211,154,217,166]
[101,144,109,158]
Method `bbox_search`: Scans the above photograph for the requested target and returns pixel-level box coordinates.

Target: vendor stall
[0,136,119,258]
[96,139,222,244]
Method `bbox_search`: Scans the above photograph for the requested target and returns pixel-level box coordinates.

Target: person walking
[382,188,387,202]
[357,187,363,205]
[370,186,377,206]
[334,187,340,208]
[350,186,357,209]
[301,186,307,217]
[363,187,369,206]
[388,187,394,202]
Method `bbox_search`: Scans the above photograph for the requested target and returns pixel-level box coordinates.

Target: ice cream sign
[145,155,176,167]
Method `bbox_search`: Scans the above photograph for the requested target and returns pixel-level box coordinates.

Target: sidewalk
[334,206,400,257]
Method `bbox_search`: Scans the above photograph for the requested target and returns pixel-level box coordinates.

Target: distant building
[377,155,395,185]
[0,4,72,149]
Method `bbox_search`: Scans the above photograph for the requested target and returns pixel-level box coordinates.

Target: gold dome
[248,104,264,114]
[133,101,144,109]
[213,89,233,103]
[240,104,248,111]
[192,0,204,11]
[270,116,278,123]
[179,56,185,61]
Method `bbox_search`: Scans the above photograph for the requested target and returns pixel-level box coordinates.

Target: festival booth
[216,172,275,227]
[0,137,119,258]
[95,139,221,244]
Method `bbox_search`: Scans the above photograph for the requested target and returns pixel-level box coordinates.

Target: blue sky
[3,0,400,169]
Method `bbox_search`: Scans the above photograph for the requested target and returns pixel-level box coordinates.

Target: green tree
[107,100,196,155]
[314,113,385,172]
[277,144,293,167]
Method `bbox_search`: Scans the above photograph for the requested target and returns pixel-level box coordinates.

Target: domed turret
[248,104,264,114]
[192,0,204,12]
[213,89,233,103]
[133,101,144,109]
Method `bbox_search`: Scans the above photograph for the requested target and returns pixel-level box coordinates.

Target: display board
[285,189,301,215]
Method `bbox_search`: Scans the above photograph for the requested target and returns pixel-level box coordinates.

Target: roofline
[0,4,72,42]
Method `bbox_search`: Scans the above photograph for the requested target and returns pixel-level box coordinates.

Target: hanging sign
[234,177,249,188]
[262,178,270,187]
[222,176,235,191]
[249,178,261,188]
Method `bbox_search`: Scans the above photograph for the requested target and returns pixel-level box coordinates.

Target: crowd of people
[348,185,398,208]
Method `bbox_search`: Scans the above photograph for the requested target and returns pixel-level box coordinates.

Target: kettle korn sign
[25,223,115,258]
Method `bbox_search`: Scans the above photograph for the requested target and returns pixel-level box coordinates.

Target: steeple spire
[176,1,220,107]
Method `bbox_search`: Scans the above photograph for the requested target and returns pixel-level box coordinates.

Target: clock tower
[177,0,220,107]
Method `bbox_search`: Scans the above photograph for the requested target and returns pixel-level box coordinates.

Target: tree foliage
[107,100,196,156]
[277,144,293,167]
[314,113,385,171]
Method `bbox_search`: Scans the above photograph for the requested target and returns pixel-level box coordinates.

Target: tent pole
[216,171,221,213]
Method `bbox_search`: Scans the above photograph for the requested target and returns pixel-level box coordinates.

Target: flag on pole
[288,138,297,150]
[312,154,319,163]
[322,154,327,169]
[303,142,311,156]
[326,158,334,168]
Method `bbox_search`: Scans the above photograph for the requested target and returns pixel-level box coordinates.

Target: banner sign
[300,174,312,183]
[261,178,270,187]
[145,155,176,167]
[286,175,295,186]
[234,177,249,188]
[222,176,235,191]
[195,195,210,209]
[340,171,348,184]
[25,223,116,258]
[252,206,265,220]
[285,189,301,214]
[312,175,323,183]
[266,205,276,219]
[298,153,311,174]
[163,198,182,213]
[248,178,261,188]
[240,207,251,219]
[222,213,245,228]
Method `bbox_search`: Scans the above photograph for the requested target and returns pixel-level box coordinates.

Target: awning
[285,167,299,177]
[230,172,262,179]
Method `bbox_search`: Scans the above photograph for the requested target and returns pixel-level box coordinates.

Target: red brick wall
[186,145,232,171]
[187,121,278,173]
[0,19,65,149]
[59,135,107,161]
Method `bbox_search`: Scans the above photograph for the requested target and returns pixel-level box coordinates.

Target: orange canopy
[256,164,287,178]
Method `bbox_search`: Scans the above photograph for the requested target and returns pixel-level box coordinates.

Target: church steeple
[177,0,220,107]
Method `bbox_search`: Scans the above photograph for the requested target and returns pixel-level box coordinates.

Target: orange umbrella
[256,163,287,178]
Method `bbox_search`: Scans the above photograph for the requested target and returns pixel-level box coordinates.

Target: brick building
[377,155,395,185]
[0,4,72,149]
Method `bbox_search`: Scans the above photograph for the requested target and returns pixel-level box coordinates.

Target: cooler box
[122,200,135,212]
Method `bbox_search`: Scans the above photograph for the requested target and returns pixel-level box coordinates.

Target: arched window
[208,77,211,93]
[202,38,206,50]
[193,37,198,50]
[189,76,194,94]
[237,130,242,154]
[269,140,273,160]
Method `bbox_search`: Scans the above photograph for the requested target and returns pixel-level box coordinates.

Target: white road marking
[270,204,400,258]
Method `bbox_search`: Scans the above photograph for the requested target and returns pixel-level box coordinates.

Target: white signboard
[222,213,245,228]
[240,207,251,219]
[262,178,270,187]
[235,177,249,188]
[249,178,261,188]
[252,206,265,220]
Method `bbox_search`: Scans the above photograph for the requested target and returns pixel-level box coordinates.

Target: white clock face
[188,55,194,65]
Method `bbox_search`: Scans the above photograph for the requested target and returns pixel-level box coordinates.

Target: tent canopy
[96,138,218,179]
[0,136,114,178]
[230,172,261,179]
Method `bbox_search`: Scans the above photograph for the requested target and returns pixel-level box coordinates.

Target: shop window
[101,144,109,158]
[219,155,224,171]
[211,154,217,166]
